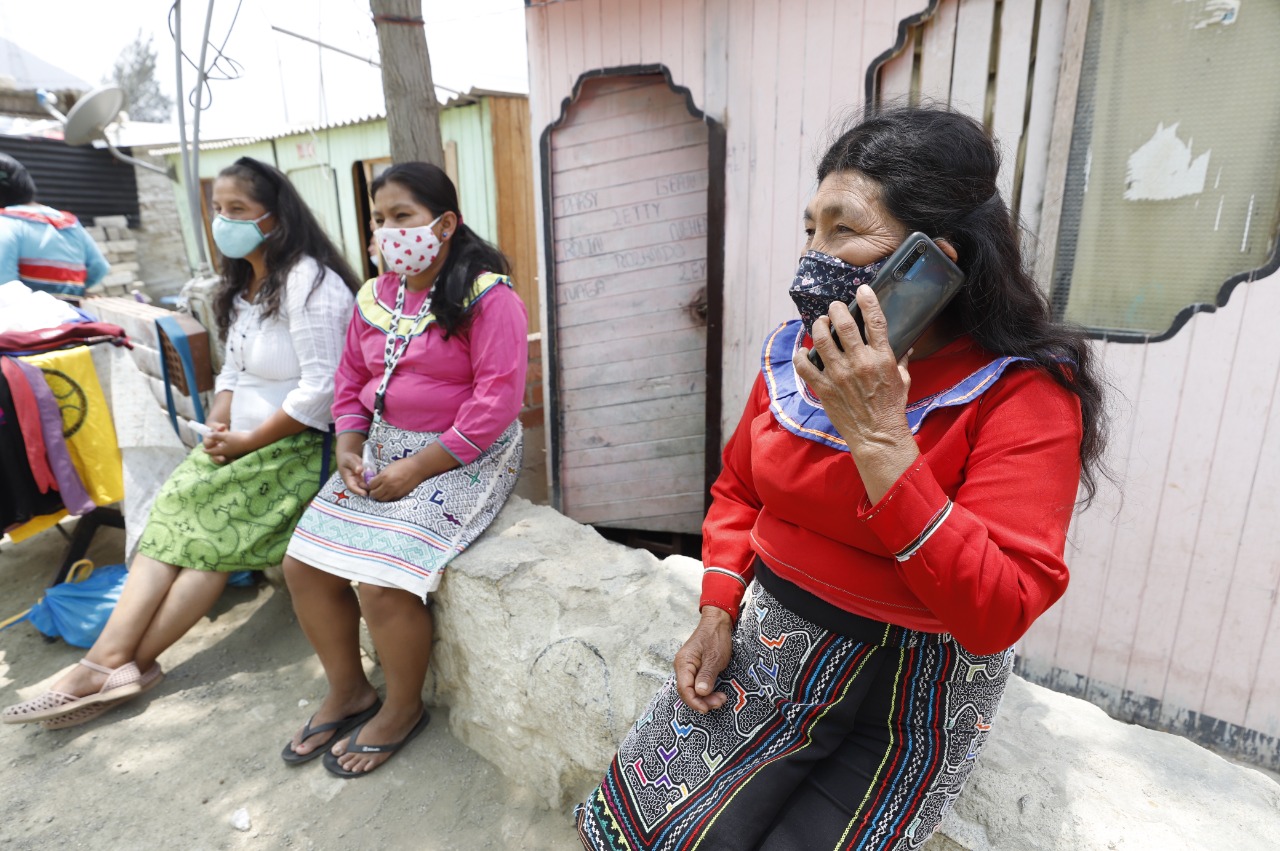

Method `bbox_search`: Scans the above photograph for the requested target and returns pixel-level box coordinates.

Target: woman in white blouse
[3,158,360,730]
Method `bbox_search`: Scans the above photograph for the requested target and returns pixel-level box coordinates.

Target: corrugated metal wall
[0,135,140,227]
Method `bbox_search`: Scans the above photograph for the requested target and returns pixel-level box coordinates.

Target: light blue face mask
[212,211,272,258]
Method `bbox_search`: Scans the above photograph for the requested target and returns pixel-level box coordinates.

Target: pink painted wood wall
[525,0,1280,760]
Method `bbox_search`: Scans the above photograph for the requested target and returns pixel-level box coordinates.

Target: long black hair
[817,106,1108,504]
[371,162,510,338]
[211,157,361,339]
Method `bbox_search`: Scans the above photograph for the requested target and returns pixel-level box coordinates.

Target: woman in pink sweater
[279,163,527,778]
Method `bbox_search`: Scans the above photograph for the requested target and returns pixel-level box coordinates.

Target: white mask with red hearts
[375,215,445,277]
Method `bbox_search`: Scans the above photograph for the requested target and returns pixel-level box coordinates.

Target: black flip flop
[322,709,431,778]
[281,699,382,765]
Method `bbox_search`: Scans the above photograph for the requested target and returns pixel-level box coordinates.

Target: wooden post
[370,0,444,165]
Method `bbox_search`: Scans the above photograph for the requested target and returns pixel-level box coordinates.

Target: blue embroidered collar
[760,320,1029,450]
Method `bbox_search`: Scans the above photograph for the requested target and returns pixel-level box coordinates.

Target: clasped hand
[203,423,253,465]
[337,451,424,502]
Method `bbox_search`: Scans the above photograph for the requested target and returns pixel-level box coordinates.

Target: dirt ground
[0,522,581,850]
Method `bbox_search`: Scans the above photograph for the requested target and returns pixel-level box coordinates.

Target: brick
[106,227,132,241]
[94,215,129,228]
[519,406,544,429]
[85,226,107,240]
[101,271,135,286]
[105,239,138,254]
[110,261,140,274]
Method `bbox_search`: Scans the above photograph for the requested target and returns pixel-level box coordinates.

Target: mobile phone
[807,233,965,369]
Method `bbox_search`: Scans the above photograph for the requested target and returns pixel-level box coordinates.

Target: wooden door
[546,73,720,535]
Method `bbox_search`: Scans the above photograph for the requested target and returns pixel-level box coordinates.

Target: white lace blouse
[213,256,354,433]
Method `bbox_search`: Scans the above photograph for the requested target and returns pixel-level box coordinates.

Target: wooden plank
[599,0,622,67]
[566,414,707,454]
[565,457,707,492]
[581,0,604,74]
[1196,277,1280,726]
[559,304,703,351]
[619,0,643,66]
[1033,0,1091,292]
[716,0,757,441]
[1018,0,1069,240]
[661,0,685,86]
[554,209,708,263]
[553,190,706,241]
[639,0,661,65]
[491,98,540,333]
[561,326,706,368]
[1035,342,1130,678]
[550,144,708,195]
[561,370,705,412]
[552,169,708,220]
[561,347,706,391]
[563,393,706,433]
[553,121,710,171]
[617,512,704,534]
[553,235,707,285]
[1242,602,1280,736]
[571,491,706,524]
[682,0,706,109]
[564,433,704,467]
[919,0,960,104]
[949,0,995,120]
[553,265,708,327]
[767,0,809,339]
[796,0,836,195]
[1124,304,1246,704]
[568,470,707,506]
[546,1,572,118]
[552,101,697,149]
[990,0,1036,204]
[563,0,587,101]
[702,0,730,121]
[1080,336,1189,692]
[554,80,667,129]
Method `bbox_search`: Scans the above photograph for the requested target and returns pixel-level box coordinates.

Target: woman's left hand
[794,286,920,501]
[204,430,257,465]
[366,457,426,502]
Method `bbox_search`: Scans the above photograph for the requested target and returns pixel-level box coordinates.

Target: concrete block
[95,215,129,228]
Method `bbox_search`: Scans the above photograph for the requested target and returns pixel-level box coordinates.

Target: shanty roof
[0,37,90,93]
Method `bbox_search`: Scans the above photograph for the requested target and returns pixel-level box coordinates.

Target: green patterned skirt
[136,430,332,572]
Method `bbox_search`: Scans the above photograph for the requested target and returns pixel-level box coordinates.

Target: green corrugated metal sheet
[167,105,502,274]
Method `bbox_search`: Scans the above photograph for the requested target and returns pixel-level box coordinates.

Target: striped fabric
[576,583,1012,850]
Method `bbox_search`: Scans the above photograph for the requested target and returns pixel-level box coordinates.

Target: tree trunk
[371,0,444,165]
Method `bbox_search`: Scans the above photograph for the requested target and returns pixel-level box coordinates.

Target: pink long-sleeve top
[332,272,528,465]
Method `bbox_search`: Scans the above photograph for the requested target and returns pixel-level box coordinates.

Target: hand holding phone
[808,233,965,369]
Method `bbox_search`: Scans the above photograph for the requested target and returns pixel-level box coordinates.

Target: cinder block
[85,226,107,240]
[101,271,135,286]
[111,261,141,274]
[95,215,129,228]
[105,239,138,254]
[106,227,132,241]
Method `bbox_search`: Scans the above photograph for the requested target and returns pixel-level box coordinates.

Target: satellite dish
[63,86,126,146]
[57,85,174,181]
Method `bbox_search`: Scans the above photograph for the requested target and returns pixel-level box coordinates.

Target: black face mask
[787,250,886,338]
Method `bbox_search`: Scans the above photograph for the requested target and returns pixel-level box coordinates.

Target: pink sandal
[2,659,162,725]
[39,663,164,730]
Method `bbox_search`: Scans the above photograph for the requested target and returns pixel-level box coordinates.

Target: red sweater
[700,324,1083,655]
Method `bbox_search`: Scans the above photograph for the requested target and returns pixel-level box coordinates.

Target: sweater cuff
[438,426,481,465]
[857,456,952,558]
[335,413,371,435]
[699,566,752,623]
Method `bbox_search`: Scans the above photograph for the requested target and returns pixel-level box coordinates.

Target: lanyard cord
[372,275,433,424]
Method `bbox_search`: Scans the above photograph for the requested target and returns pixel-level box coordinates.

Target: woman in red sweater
[577,107,1106,850]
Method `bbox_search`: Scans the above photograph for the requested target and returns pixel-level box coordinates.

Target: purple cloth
[10,356,95,515]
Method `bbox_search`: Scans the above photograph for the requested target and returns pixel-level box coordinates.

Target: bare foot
[289,687,380,758]
[329,702,425,774]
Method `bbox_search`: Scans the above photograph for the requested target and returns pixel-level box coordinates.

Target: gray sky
[0,0,528,139]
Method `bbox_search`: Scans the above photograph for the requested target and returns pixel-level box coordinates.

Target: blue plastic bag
[21,563,129,648]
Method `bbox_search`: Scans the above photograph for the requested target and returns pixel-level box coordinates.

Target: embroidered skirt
[136,430,331,572]
[575,582,1013,851]
[286,420,522,599]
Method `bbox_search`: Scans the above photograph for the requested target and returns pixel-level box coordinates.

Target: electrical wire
[167,0,245,111]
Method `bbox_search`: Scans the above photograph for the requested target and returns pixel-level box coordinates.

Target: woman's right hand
[674,606,734,714]
[336,451,369,497]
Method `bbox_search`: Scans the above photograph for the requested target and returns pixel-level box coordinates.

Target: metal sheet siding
[0,135,140,227]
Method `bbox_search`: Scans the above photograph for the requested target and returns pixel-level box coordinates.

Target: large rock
[428,497,1280,849]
